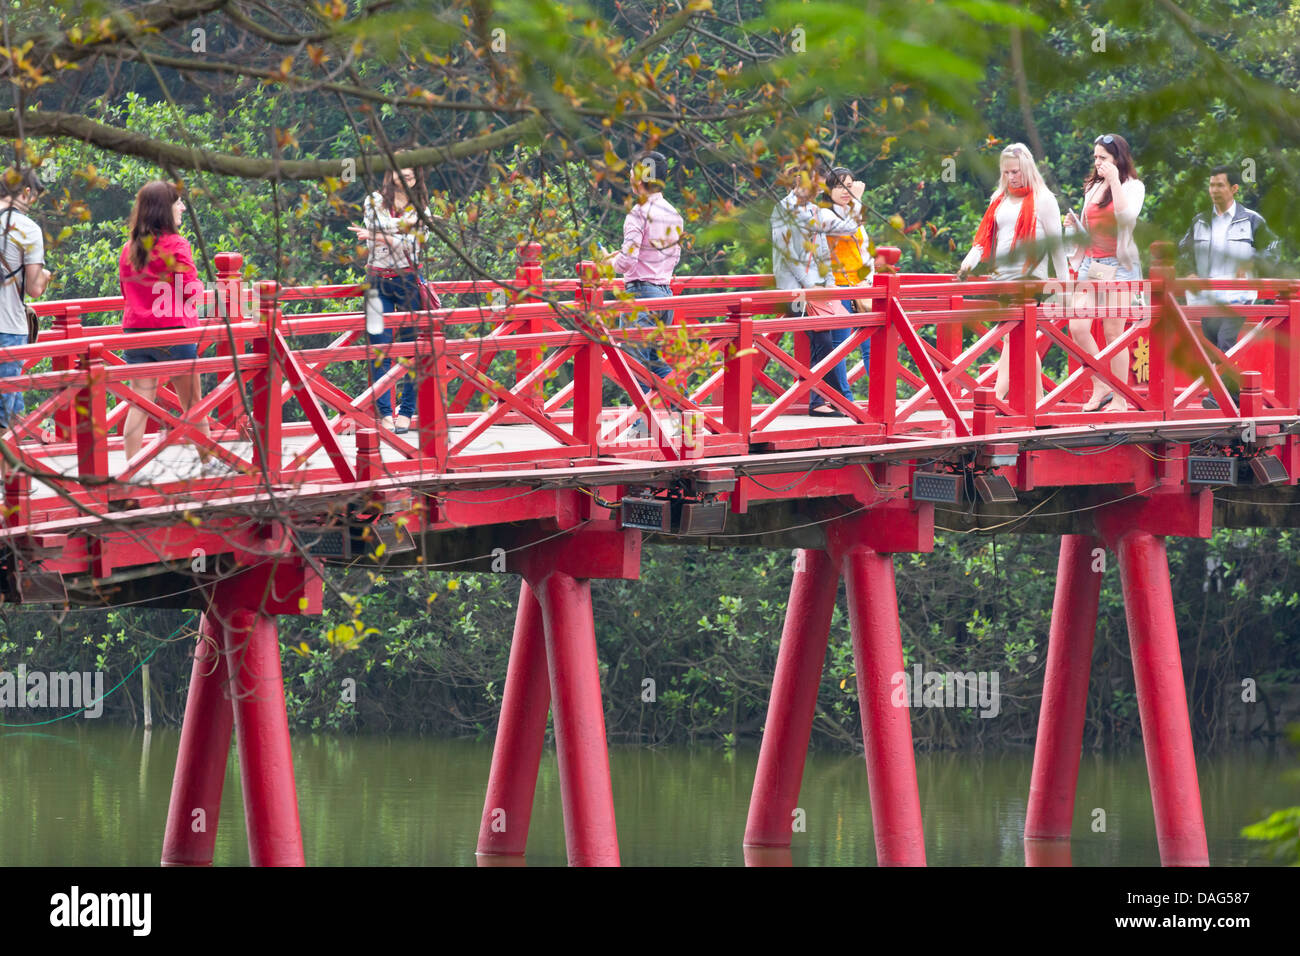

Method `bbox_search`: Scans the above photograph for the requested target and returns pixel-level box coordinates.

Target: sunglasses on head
[1095,134,1116,145]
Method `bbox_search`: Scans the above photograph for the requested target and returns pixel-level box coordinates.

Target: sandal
[1081,392,1113,413]
[380,415,396,431]
[809,406,845,417]
[394,415,412,434]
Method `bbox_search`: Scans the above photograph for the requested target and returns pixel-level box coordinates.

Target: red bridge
[2,242,1296,867]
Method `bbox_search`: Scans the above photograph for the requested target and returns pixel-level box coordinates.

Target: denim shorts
[1077,255,1141,282]
[122,327,199,364]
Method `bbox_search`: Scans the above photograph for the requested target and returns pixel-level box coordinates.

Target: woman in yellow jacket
[823,167,876,400]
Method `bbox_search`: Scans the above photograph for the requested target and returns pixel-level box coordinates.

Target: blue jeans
[0,331,27,428]
[367,272,422,418]
[621,280,674,387]
[808,300,869,410]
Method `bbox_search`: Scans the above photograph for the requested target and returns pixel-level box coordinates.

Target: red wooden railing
[1,241,1296,538]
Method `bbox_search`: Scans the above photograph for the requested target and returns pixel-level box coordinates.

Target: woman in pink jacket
[118,181,223,474]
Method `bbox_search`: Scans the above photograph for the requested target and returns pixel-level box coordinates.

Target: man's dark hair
[633,151,668,191]
[0,167,44,201]
[1209,164,1241,187]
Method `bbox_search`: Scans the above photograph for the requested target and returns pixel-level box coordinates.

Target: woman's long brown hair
[1085,134,1140,209]
[128,180,181,271]
[379,168,427,216]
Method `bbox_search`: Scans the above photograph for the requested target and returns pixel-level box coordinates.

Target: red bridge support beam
[1025,534,1102,844]
[831,505,931,866]
[744,548,839,848]
[477,581,551,858]
[1113,529,1209,866]
[743,503,931,866]
[161,560,321,867]
[223,604,305,867]
[162,613,234,866]
[842,546,926,866]
[1097,494,1211,867]
[478,524,640,866]
[532,568,618,866]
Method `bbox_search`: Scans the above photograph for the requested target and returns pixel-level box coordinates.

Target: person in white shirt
[957,143,1070,402]
[0,167,51,430]
[348,167,433,434]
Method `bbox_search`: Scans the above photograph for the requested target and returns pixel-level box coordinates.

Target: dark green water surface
[1,725,1291,865]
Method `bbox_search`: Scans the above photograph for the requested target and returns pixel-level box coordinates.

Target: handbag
[417,276,441,311]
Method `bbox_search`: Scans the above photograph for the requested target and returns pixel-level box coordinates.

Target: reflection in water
[0,725,1290,866]
[1024,839,1072,867]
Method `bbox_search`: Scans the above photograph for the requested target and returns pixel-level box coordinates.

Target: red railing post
[354,428,383,482]
[250,280,282,482]
[212,252,245,428]
[869,274,901,432]
[75,341,109,482]
[573,262,602,454]
[1148,246,1175,416]
[1275,294,1300,414]
[1008,299,1036,425]
[973,385,997,436]
[724,298,753,444]
[52,304,82,441]
[941,295,964,399]
[2,469,30,530]
[514,241,544,410]
[1239,370,1262,418]
[416,318,448,471]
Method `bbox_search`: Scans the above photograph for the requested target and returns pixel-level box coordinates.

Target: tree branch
[0,108,547,179]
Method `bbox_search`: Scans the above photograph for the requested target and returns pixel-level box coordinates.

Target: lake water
[1,724,1292,866]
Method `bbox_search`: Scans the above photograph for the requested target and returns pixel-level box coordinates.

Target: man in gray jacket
[1178,165,1281,408]
[770,162,864,414]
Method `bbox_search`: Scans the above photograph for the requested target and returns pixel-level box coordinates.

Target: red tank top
[1083,191,1118,258]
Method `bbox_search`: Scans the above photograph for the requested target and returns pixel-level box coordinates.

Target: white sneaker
[200,457,239,478]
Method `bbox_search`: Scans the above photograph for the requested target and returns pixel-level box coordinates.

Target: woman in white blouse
[957,143,1070,402]
[348,168,432,434]
[1063,134,1145,412]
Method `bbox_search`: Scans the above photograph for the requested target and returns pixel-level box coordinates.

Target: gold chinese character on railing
[1132,336,1150,384]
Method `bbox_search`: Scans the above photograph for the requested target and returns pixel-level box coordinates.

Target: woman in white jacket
[1064,134,1145,412]
[957,143,1070,402]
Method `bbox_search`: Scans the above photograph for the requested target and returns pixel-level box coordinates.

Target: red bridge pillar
[744,548,839,848]
[841,544,927,866]
[162,612,233,866]
[161,560,322,867]
[1025,534,1102,844]
[477,581,551,858]
[747,502,932,866]
[476,524,640,867]
[832,506,933,866]
[1096,493,1212,867]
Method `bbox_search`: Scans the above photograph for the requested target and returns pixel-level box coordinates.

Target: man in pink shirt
[603,151,684,389]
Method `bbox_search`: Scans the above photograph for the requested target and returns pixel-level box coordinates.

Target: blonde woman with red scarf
[957,143,1069,402]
